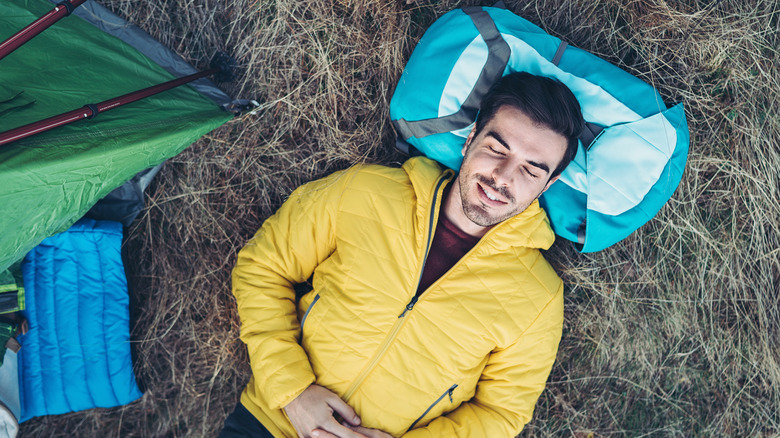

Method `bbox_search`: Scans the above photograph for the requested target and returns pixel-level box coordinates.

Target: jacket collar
[403,157,556,251]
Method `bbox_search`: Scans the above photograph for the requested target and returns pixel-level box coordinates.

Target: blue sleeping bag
[18,218,142,421]
[390,6,689,252]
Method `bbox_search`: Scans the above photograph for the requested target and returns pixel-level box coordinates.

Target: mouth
[477,182,507,206]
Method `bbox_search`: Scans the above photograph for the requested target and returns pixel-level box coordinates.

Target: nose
[492,160,514,187]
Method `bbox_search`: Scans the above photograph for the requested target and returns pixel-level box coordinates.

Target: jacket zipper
[415,197,513,296]
[300,294,320,333]
[406,384,459,431]
[342,174,450,402]
[407,173,451,308]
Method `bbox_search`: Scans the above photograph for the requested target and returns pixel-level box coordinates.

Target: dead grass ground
[18,0,780,436]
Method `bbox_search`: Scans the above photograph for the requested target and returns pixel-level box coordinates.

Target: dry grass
[18,0,780,436]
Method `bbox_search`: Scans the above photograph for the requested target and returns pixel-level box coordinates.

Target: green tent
[0,0,233,280]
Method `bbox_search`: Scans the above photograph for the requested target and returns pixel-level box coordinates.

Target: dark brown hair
[475,72,584,178]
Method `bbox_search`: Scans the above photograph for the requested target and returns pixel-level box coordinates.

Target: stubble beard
[459,173,528,228]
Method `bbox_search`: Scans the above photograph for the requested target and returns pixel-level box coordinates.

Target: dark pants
[218,402,276,438]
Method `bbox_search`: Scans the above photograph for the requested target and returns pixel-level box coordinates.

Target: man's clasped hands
[284,384,395,438]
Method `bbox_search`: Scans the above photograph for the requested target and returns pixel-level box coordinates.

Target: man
[222,72,584,438]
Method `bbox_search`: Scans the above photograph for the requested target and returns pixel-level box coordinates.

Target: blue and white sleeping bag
[390,6,689,252]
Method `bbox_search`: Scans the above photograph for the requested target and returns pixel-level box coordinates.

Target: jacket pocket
[407,384,458,432]
[300,293,321,334]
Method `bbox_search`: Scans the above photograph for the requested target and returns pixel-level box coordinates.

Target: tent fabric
[390,6,689,252]
[17,218,142,422]
[0,348,21,426]
[0,0,232,273]
[0,263,24,315]
[0,401,19,438]
[0,324,16,366]
[86,164,163,226]
[62,0,231,107]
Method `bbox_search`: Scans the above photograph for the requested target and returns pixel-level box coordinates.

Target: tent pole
[0,0,87,62]
[0,67,221,147]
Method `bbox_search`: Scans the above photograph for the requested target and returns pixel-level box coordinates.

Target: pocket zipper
[300,294,321,333]
[406,384,458,432]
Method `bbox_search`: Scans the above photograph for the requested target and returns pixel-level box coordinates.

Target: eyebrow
[486,130,551,174]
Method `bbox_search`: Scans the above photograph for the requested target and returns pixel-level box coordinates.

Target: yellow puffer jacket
[232,157,563,438]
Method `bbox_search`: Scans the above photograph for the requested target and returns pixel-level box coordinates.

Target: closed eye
[488,145,505,155]
[525,167,539,178]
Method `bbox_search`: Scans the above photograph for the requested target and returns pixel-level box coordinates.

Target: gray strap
[553,41,599,149]
[394,7,511,140]
[395,136,411,155]
[577,221,586,245]
[551,41,568,66]
[579,122,604,149]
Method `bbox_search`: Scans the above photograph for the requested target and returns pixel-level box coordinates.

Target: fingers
[347,426,371,435]
[323,422,369,438]
[284,384,364,438]
[327,396,361,427]
[344,425,394,438]
[312,426,368,438]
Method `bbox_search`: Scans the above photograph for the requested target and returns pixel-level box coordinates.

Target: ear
[541,174,560,194]
[462,124,477,156]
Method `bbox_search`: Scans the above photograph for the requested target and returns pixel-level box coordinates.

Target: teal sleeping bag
[390,6,689,252]
[18,218,142,421]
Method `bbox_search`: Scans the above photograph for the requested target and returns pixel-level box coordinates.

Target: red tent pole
[0,67,220,147]
[0,0,87,61]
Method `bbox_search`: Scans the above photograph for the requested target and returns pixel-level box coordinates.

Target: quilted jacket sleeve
[402,283,564,438]
[232,168,352,410]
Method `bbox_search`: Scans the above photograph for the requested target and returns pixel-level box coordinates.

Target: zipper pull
[399,295,419,318]
[448,384,458,403]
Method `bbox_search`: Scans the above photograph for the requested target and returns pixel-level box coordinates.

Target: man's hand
[283,384,365,438]
[313,424,394,438]
[344,425,395,438]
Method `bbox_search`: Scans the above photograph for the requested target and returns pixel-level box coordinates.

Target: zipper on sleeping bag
[407,384,459,431]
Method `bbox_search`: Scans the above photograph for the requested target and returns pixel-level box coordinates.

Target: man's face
[445,105,568,237]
